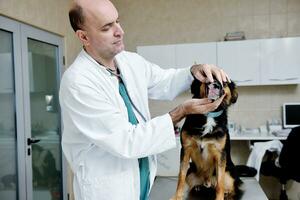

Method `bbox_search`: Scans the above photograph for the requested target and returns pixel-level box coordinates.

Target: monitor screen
[283,103,300,128]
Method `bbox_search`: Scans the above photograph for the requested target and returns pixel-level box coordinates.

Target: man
[60,0,229,199]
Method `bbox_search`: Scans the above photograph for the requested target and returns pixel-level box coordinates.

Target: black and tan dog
[171,79,242,200]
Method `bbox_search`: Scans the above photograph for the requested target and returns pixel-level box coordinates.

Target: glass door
[0,16,25,200]
[0,28,18,200]
[0,15,65,200]
[28,39,62,200]
[21,25,64,200]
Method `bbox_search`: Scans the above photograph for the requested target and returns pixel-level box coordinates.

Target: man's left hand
[190,64,230,86]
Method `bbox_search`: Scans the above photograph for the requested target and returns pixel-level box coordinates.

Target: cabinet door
[217,40,260,86]
[260,37,300,85]
[175,42,217,68]
[137,45,177,68]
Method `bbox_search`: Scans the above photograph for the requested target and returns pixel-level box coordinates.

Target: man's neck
[84,47,116,70]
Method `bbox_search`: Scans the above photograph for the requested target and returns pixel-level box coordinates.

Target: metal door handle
[27,138,40,145]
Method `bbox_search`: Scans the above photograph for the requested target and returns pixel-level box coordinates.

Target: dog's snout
[213,83,221,89]
[213,81,223,89]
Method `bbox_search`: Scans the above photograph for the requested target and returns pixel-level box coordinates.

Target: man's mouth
[113,40,123,45]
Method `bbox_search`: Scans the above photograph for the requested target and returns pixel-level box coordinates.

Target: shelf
[230,132,287,140]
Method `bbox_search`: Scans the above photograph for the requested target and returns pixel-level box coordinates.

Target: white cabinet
[137,43,217,69]
[0,53,14,93]
[217,40,260,86]
[175,42,217,67]
[260,37,300,85]
[137,37,300,86]
[137,44,177,68]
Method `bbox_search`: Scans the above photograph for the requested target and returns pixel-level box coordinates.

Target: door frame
[0,15,66,200]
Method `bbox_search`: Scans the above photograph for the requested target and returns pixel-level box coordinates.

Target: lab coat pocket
[82,170,135,200]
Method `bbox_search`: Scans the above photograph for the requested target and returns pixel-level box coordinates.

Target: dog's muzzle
[206,81,224,100]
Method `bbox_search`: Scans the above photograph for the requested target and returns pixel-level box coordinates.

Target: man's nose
[114,23,124,37]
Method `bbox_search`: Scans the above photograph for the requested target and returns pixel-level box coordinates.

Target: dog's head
[191,79,238,110]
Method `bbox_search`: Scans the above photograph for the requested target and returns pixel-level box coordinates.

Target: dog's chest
[195,138,222,161]
[195,117,222,161]
[202,117,216,135]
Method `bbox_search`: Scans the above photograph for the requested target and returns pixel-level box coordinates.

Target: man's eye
[102,27,110,31]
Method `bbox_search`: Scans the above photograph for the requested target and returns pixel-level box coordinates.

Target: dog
[171,79,242,200]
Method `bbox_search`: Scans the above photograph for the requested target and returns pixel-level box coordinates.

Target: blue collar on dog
[204,110,223,118]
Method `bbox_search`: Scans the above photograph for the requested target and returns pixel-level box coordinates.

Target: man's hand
[169,94,225,125]
[190,64,230,85]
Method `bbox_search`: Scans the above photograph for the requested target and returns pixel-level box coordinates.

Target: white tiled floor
[149,176,268,200]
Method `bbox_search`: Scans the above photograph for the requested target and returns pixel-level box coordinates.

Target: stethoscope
[106,68,147,123]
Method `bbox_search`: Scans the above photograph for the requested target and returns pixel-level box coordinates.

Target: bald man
[60,0,228,199]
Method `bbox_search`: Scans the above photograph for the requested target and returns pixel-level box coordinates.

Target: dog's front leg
[215,151,226,200]
[170,148,191,200]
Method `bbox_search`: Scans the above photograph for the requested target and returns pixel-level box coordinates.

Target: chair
[261,126,300,200]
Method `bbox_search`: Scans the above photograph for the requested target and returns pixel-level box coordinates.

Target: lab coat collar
[80,49,115,77]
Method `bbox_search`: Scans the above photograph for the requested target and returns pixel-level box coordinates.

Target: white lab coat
[59,49,193,200]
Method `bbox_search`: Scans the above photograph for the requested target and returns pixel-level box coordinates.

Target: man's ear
[75,30,89,46]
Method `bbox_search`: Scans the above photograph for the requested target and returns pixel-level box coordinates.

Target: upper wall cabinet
[260,37,300,85]
[137,44,177,68]
[217,40,260,86]
[137,43,217,69]
[137,37,300,86]
[175,42,217,68]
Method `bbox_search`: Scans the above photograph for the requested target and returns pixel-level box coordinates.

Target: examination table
[149,177,268,200]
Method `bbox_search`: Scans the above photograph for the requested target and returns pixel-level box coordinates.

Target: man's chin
[115,45,125,53]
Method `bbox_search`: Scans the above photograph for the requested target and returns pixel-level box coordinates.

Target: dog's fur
[171,79,243,200]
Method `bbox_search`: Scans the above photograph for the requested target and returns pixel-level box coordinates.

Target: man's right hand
[169,94,225,125]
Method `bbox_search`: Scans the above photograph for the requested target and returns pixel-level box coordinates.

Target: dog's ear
[191,79,202,97]
[228,81,238,104]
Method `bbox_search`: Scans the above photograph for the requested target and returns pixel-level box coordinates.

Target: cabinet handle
[234,79,253,83]
[269,77,298,81]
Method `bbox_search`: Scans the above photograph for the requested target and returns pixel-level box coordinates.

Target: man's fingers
[212,94,225,107]
[219,69,228,83]
[219,69,231,83]
[225,74,231,83]
[202,94,225,113]
[196,98,212,104]
[193,71,206,83]
[211,66,228,86]
[202,65,214,83]
[191,63,231,84]
[213,72,223,86]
